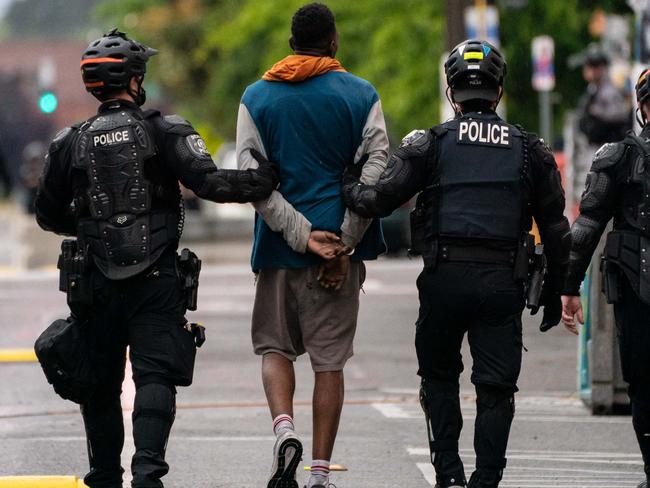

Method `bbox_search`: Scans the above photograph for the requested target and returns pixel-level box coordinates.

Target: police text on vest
[93,130,130,147]
[457,121,511,148]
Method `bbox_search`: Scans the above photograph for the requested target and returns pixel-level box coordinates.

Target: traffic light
[38,91,58,114]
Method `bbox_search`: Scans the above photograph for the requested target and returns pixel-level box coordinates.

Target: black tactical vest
[617,133,650,236]
[605,133,650,303]
[73,108,179,280]
[428,113,526,243]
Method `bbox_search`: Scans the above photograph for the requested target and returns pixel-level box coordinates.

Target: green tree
[97,0,444,143]
[98,0,633,144]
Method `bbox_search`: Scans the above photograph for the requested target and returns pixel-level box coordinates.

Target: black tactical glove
[186,322,206,348]
[539,292,562,332]
[249,148,280,189]
[342,153,369,207]
[343,153,369,184]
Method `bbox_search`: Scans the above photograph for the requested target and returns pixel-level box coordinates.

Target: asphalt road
[0,249,643,488]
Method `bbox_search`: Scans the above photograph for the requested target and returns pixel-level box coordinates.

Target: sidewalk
[0,201,254,273]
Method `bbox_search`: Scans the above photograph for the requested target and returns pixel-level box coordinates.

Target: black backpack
[34,317,97,404]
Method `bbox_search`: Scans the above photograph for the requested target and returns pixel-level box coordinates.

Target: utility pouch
[526,244,547,312]
[57,239,92,317]
[177,248,201,311]
[34,316,96,404]
[408,192,427,257]
[514,233,535,282]
[601,256,621,304]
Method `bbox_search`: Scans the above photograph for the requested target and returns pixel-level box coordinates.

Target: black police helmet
[636,68,650,106]
[81,28,157,101]
[445,39,506,103]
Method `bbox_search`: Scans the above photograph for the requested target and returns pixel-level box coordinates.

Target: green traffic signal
[38,92,58,114]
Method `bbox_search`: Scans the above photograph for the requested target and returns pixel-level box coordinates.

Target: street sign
[465,5,500,47]
[532,35,555,92]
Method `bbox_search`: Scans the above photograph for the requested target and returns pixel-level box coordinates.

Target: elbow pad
[342,182,392,218]
[197,168,277,203]
[342,139,430,218]
[580,171,612,213]
[564,214,606,294]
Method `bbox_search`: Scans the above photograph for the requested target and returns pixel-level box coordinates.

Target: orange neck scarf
[262,55,346,83]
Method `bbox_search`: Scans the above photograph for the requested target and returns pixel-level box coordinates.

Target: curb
[0,349,38,363]
[0,476,87,487]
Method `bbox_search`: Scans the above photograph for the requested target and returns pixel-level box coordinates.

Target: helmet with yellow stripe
[80,28,157,105]
[444,39,506,103]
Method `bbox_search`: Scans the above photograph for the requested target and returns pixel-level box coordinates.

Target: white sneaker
[267,430,303,488]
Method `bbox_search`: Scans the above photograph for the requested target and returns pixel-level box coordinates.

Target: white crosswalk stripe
[414,450,643,487]
[370,394,643,487]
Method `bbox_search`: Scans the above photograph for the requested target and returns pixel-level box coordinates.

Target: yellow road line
[0,349,38,363]
[0,476,87,487]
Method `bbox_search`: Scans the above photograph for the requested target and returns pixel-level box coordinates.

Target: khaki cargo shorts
[252,262,366,372]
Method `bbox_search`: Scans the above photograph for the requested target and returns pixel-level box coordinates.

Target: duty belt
[438,245,516,266]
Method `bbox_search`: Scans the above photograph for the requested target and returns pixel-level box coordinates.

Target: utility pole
[445,0,473,50]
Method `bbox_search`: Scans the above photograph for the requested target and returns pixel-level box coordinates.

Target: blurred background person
[19,141,45,213]
[577,44,632,147]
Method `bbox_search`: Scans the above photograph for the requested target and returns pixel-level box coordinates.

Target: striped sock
[308,459,330,487]
[272,414,294,436]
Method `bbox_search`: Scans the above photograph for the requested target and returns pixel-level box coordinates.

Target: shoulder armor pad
[49,126,75,153]
[143,109,161,119]
[53,127,73,145]
[397,129,432,157]
[592,142,625,170]
[164,114,191,126]
[154,114,194,136]
[431,125,449,138]
[528,132,552,153]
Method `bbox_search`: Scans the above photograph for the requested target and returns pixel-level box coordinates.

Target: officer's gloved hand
[343,153,369,185]
[249,148,280,189]
[539,292,562,332]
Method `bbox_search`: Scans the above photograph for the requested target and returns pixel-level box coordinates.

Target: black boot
[81,395,125,488]
[420,378,467,487]
[467,470,503,488]
[131,383,176,488]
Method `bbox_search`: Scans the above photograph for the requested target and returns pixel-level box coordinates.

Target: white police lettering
[457,121,511,148]
[93,130,130,147]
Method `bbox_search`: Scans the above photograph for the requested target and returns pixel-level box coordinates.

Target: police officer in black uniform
[34,29,278,488]
[562,68,650,488]
[342,40,570,488]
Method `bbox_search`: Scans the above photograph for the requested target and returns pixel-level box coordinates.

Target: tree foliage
[97,0,633,145]
[97,0,444,143]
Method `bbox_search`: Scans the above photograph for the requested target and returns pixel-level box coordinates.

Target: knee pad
[420,377,461,417]
[476,384,515,416]
[420,377,460,403]
[133,383,176,425]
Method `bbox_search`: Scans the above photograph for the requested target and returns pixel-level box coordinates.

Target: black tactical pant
[416,263,524,488]
[81,251,196,488]
[614,278,650,481]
